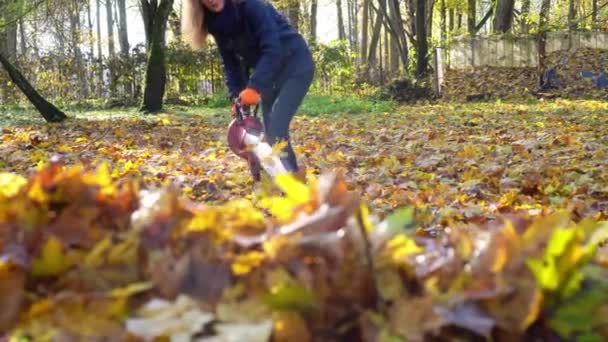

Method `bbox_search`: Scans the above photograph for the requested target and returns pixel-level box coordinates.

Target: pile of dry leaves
[1,160,607,341]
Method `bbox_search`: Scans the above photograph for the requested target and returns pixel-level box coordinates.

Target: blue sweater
[205,0,309,98]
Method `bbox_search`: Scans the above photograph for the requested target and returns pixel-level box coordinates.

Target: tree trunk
[416,0,428,78]
[537,0,551,86]
[539,0,551,31]
[387,0,409,73]
[106,0,117,96]
[521,0,531,33]
[449,8,454,32]
[476,8,493,33]
[427,0,434,38]
[19,17,26,57]
[379,25,383,84]
[440,0,446,44]
[140,0,174,113]
[592,0,598,25]
[467,0,476,34]
[0,52,67,122]
[367,2,384,81]
[3,2,18,58]
[384,23,389,76]
[96,0,104,96]
[336,0,346,40]
[458,12,462,30]
[407,0,416,36]
[116,0,130,96]
[287,0,299,32]
[390,34,399,73]
[87,0,95,95]
[360,0,370,66]
[568,0,577,31]
[106,0,116,57]
[309,0,317,43]
[347,0,355,48]
[117,0,129,56]
[493,0,515,33]
[70,0,88,99]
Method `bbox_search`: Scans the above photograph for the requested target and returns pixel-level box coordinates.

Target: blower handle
[233,97,259,121]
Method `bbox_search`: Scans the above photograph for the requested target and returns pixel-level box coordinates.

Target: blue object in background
[579,71,608,88]
[595,73,608,88]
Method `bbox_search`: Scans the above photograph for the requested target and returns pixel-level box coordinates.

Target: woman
[182,0,315,173]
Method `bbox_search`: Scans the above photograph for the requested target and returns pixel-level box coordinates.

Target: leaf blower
[227,99,288,182]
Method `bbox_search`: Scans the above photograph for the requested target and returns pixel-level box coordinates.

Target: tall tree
[537,0,551,85]
[568,0,577,30]
[416,0,428,77]
[96,0,104,96]
[116,0,130,96]
[384,0,409,73]
[116,0,129,56]
[105,0,116,57]
[1,0,19,57]
[440,0,446,44]
[592,0,598,25]
[467,0,475,34]
[346,0,358,51]
[367,0,384,77]
[69,0,87,99]
[521,0,531,33]
[0,52,67,122]
[140,0,174,112]
[360,0,370,67]
[309,0,317,43]
[493,0,515,33]
[539,0,551,32]
[86,0,95,95]
[336,0,346,40]
[287,0,299,31]
[16,0,27,58]
[106,0,117,96]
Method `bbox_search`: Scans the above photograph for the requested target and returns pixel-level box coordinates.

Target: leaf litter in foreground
[0,161,607,341]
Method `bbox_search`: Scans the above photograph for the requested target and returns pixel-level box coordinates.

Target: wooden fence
[447,31,608,69]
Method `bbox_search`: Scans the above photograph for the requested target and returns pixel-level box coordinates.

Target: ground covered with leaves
[1,99,608,341]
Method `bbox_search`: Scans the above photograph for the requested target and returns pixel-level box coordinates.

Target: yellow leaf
[386,235,423,264]
[275,173,310,204]
[110,282,154,298]
[58,144,74,153]
[520,288,543,330]
[75,137,88,143]
[84,237,113,268]
[259,197,294,222]
[31,237,73,277]
[271,140,288,157]
[0,172,27,198]
[123,160,137,174]
[27,181,48,203]
[24,298,55,319]
[491,243,508,273]
[262,235,291,259]
[359,204,374,233]
[232,251,266,275]
[82,161,114,196]
[107,237,138,264]
[498,189,518,208]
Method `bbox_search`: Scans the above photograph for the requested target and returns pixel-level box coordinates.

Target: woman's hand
[239,88,260,106]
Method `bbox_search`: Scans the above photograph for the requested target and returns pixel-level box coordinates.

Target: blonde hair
[181,0,208,50]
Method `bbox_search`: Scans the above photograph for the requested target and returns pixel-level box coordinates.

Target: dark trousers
[261,49,314,172]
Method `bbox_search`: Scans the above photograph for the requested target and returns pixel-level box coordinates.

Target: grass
[300,94,396,116]
[0,93,396,128]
